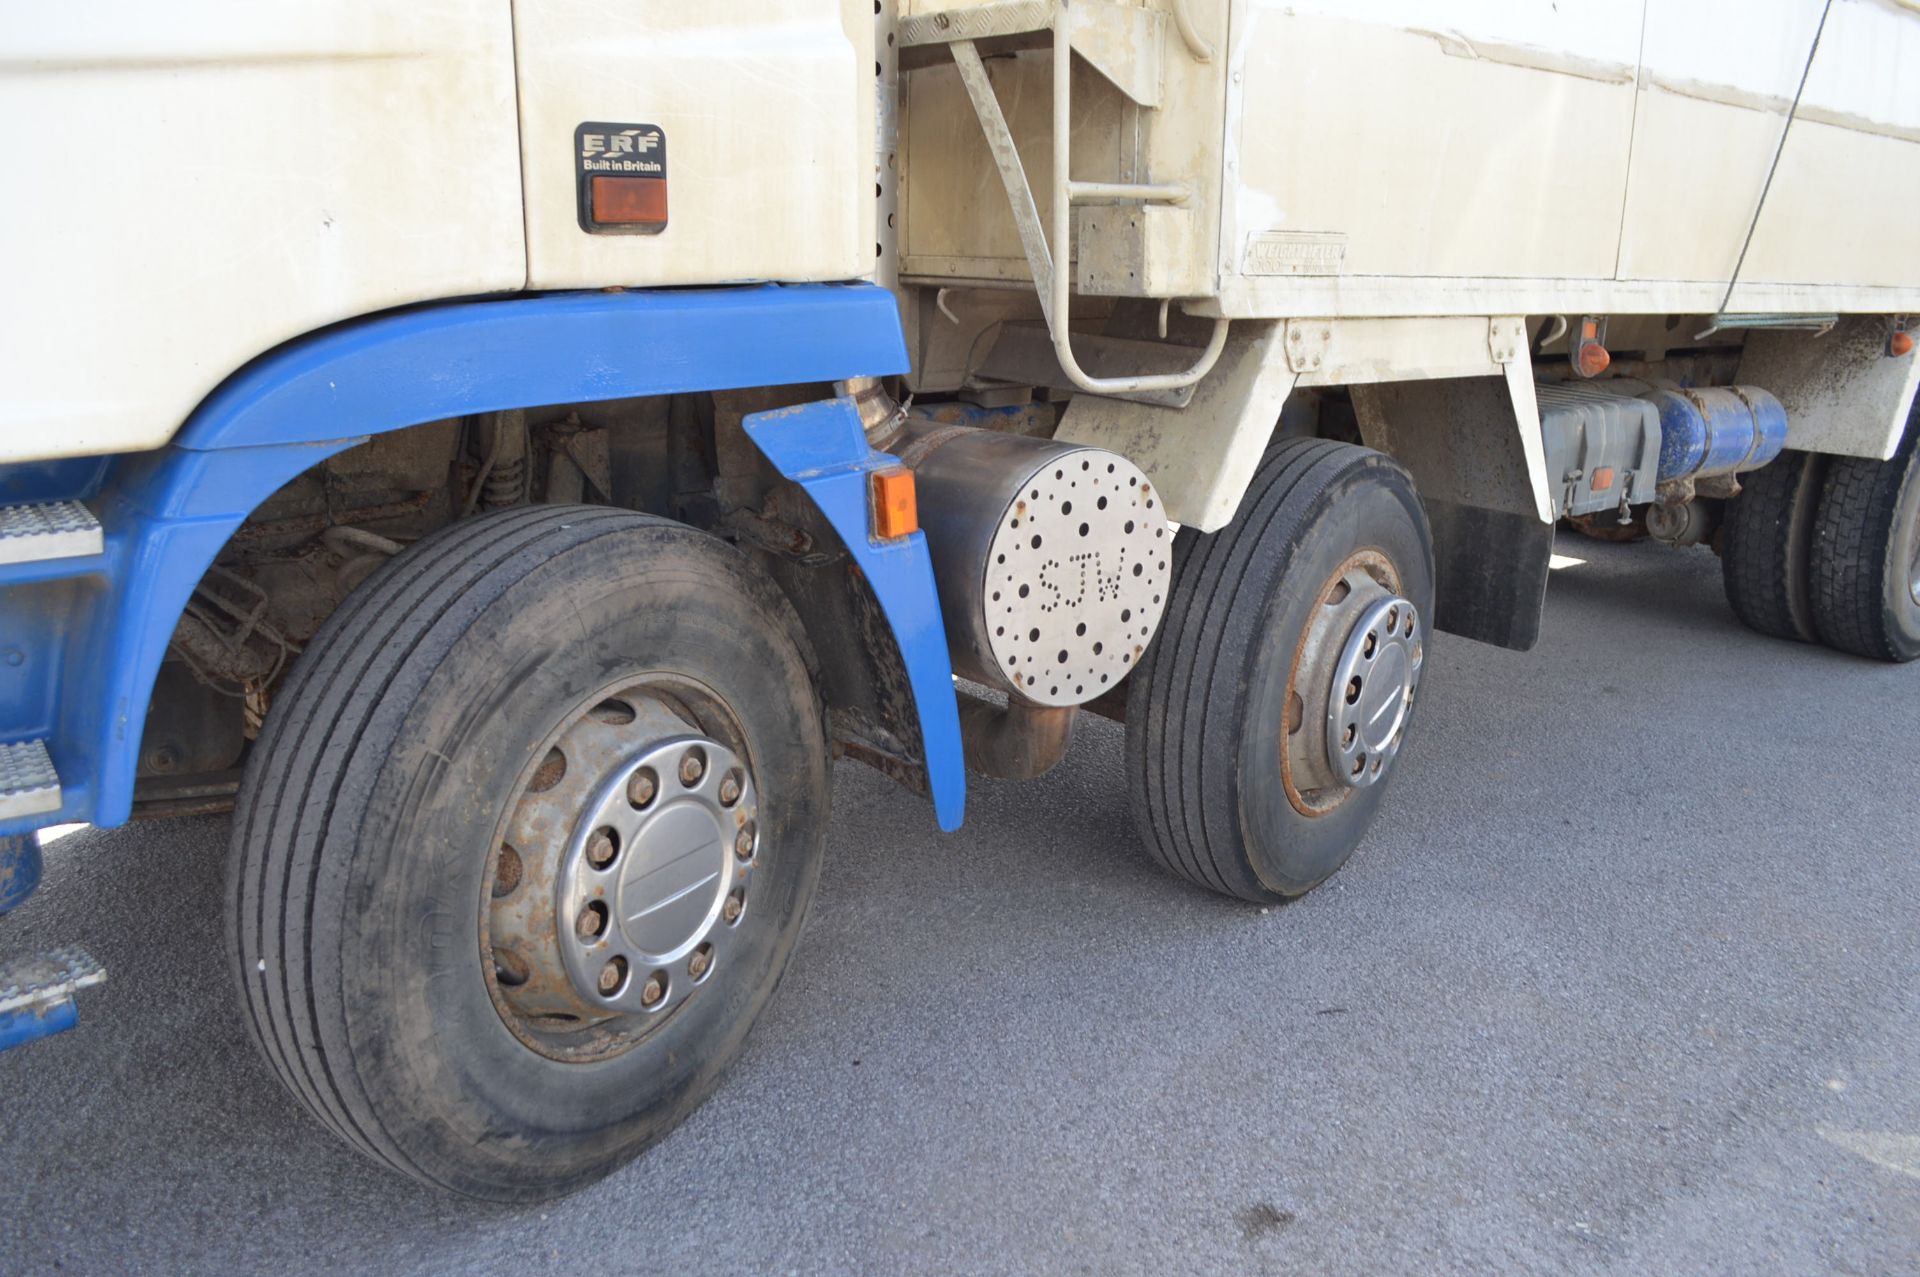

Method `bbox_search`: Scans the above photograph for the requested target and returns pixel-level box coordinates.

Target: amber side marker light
[589,175,668,229]
[870,467,918,542]
[1891,330,1916,358]
[1574,316,1611,377]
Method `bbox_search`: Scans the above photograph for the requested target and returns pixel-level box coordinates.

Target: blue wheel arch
[0,284,964,837]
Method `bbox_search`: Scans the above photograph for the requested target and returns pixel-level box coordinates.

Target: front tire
[227,506,829,1200]
[1126,440,1435,903]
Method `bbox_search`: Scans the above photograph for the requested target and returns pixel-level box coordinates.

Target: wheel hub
[1283,555,1424,814]
[1324,595,1421,786]
[484,688,758,1058]
[1907,522,1919,607]
[556,731,755,1013]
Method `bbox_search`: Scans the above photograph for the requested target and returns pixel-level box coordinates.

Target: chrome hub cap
[556,730,755,1014]
[1907,522,1919,607]
[1283,555,1425,815]
[1324,596,1422,786]
[484,686,758,1060]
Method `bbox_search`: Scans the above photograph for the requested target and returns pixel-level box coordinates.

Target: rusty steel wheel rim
[479,676,760,1063]
[1908,515,1920,608]
[1279,549,1424,818]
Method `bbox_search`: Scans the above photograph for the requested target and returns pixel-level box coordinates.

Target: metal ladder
[900,0,1229,397]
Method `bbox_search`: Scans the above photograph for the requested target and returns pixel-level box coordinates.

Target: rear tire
[1125,440,1435,903]
[1807,417,1920,662]
[1721,449,1826,643]
[227,506,829,1200]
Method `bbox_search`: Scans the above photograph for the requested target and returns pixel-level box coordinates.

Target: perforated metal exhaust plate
[981,448,1171,707]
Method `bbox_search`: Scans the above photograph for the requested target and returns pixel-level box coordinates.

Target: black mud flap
[1421,497,1552,651]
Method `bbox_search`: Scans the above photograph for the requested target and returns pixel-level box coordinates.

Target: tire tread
[1126,439,1394,901]
[228,506,662,1187]
[1808,420,1920,661]
[1721,450,1822,643]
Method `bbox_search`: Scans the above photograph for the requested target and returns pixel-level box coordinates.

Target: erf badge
[576,122,668,234]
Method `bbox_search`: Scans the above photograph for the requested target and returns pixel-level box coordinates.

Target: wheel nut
[640,975,664,1006]
[723,894,743,924]
[688,948,711,979]
[734,824,755,859]
[586,828,618,869]
[718,774,742,806]
[679,750,705,785]
[598,958,624,994]
[627,768,657,807]
[575,904,603,939]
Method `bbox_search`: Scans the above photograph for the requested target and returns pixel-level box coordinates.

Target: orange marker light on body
[869,467,918,542]
[590,176,668,227]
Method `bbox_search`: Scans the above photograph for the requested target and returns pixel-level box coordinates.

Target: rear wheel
[1126,440,1435,903]
[227,506,829,1200]
[1808,418,1920,662]
[1721,449,1826,643]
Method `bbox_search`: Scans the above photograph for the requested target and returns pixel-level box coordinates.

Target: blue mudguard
[744,400,965,831]
[0,284,965,836]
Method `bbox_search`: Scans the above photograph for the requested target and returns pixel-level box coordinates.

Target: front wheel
[227,506,829,1200]
[1126,440,1436,903]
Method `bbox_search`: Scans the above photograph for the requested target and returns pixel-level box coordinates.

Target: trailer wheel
[227,506,829,1200]
[1807,419,1920,662]
[1125,440,1435,903]
[1720,450,1826,643]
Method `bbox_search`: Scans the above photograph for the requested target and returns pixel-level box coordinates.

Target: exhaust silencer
[899,422,1172,708]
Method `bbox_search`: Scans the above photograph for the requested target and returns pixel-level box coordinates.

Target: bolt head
[734,826,754,859]
[640,976,664,1006]
[586,830,617,868]
[679,752,705,785]
[575,905,602,939]
[688,949,711,979]
[718,775,742,806]
[627,770,657,807]
[723,895,743,923]
[598,960,623,993]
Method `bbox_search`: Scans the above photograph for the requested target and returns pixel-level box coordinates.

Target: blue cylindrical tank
[1644,385,1789,482]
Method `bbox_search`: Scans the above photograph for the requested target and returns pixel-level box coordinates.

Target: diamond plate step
[0,945,106,1016]
[0,499,103,566]
[0,740,61,821]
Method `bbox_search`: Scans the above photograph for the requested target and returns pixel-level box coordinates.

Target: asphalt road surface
[4,537,1918,1275]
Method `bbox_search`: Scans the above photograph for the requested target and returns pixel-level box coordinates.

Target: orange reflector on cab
[1590,466,1614,493]
[869,467,918,542]
[1892,330,1916,358]
[589,175,668,228]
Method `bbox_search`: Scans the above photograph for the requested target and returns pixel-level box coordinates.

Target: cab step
[0,739,62,821]
[0,499,103,566]
[0,945,106,1052]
